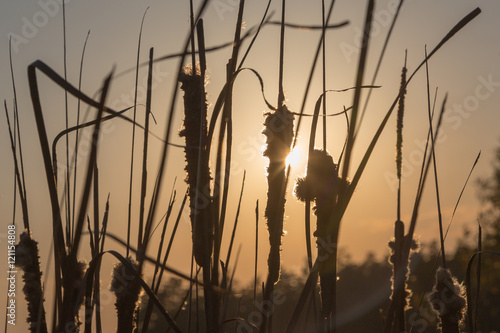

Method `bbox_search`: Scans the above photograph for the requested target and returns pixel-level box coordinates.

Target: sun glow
[286,145,304,168]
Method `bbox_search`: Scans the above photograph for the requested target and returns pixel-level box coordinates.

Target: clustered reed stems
[15,232,48,333]
[5,1,486,332]
[428,267,466,333]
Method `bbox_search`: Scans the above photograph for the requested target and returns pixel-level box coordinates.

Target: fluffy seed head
[428,267,466,325]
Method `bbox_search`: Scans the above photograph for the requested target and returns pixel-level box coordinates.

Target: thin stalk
[72,30,91,245]
[137,47,154,262]
[341,0,374,181]
[9,39,29,233]
[4,102,30,231]
[277,0,286,107]
[474,221,482,332]
[424,46,446,268]
[254,200,259,311]
[291,0,337,149]
[225,171,246,269]
[127,7,149,258]
[62,0,71,245]
[142,190,186,333]
[356,0,405,138]
[189,0,196,71]
[213,0,244,288]
[321,0,327,150]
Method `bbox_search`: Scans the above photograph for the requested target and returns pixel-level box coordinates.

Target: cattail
[110,257,143,333]
[15,232,48,333]
[295,149,346,318]
[387,223,420,331]
[396,59,407,182]
[428,267,466,333]
[179,65,212,267]
[262,104,294,285]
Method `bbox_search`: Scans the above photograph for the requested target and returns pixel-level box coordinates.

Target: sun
[286,145,304,168]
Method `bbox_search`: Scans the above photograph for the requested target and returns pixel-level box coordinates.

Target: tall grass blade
[72,30,91,244]
[137,47,155,260]
[340,0,374,181]
[225,171,246,269]
[444,151,481,239]
[62,0,71,244]
[356,0,405,136]
[127,7,149,258]
[424,46,446,268]
[4,102,30,231]
[213,6,245,312]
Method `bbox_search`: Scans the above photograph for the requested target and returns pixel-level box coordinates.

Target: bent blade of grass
[28,62,71,319]
[70,69,113,261]
[59,69,112,331]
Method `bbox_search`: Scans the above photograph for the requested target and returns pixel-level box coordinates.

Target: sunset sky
[1,0,500,331]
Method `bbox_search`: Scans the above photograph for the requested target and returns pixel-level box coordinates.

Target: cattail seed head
[396,61,407,181]
[15,232,48,333]
[111,257,143,333]
[263,104,294,285]
[262,105,294,163]
[179,65,212,267]
[428,267,466,332]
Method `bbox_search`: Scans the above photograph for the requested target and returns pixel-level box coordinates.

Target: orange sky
[1,0,500,331]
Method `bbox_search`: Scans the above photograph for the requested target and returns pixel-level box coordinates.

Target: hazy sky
[1,0,500,331]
